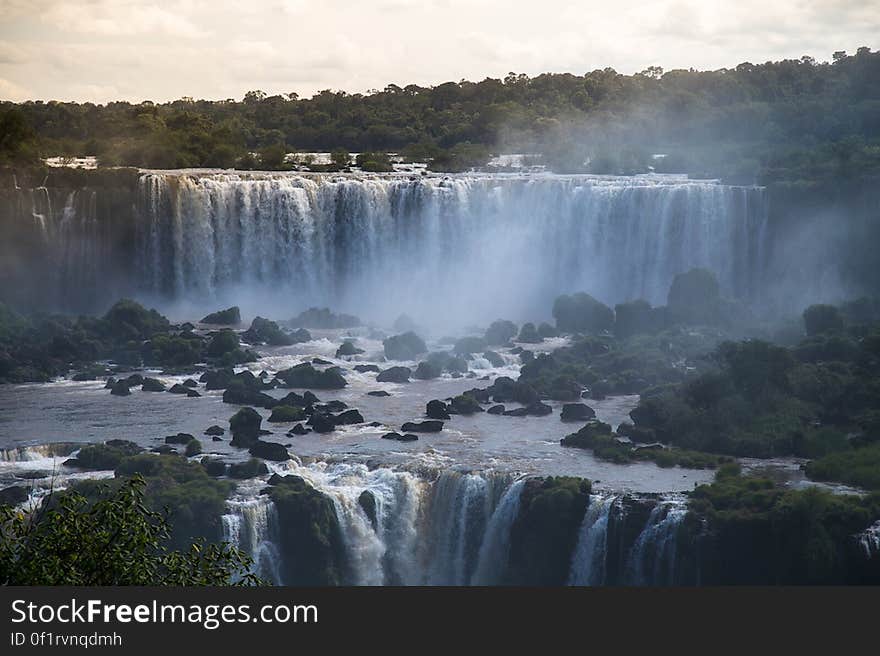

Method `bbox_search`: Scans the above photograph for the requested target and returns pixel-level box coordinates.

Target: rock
[503,407,529,417]
[335,341,364,358]
[229,407,263,447]
[560,420,615,448]
[151,445,177,455]
[426,399,451,419]
[334,409,365,425]
[616,422,657,444]
[268,405,307,422]
[182,378,199,388]
[141,377,166,392]
[376,366,411,383]
[276,391,306,407]
[124,373,144,387]
[109,380,131,396]
[201,368,236,390]
[288,423,309,435]
[666,268,721,326]
[450,394,484,415]
[381,432,418,442]
[425,351,469,374]
[358,490,378,530]
[242,317,295,346]
[201,457,227,477]
[487,404,505,414]
[228,458,269,479]
[482,350,505,367]
[276,363,347,389]
[354,364,381,373]
[553,292,615,334]
[200,306,241,325]
[186,389,201,397]
[453,336,488,356]
[288,307,361,329]
[368,390,390,397]
[303,391,320,405]
[485,319,518,346]
[205,425,226,436]
[561,403,596,422]
[383,331,427,360]
[0,485,29,506]
[367,421,382,427]
[184,440,203,457]
[314,400,347,414]
[222,383,277,408]
[401,420,443,433]
[103,377,116,389]
[520,350,534,364]
[526,401,553,416]
[312,358,332,365]
[167,383,190,394]
[517,323,542,343]
[413,361,441,380]
[487,376,539,405]
[538,322,559,338]
[249,440,291,461]
[310,414,336,433]
[165,433,196,445]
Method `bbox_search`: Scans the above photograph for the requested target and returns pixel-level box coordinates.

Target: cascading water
[132,172,768,326]
[222,482,283,584]
[624,498,687,586]
[471,478,526,585]
[567,494,617,586]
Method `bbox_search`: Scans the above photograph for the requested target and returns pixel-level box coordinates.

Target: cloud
[40,1,208,38]
[0,77,31,101]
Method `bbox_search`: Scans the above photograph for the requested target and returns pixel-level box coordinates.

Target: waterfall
[130,172,768,326]
[471,478,526,585]
[222,484,283,584]
[624,498,687,586]
[858,521,880,558]
[567,494,617,586]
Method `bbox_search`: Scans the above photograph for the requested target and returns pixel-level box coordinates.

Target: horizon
[1,0,877,104]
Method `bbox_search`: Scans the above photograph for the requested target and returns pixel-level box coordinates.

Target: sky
[0,0,877,103]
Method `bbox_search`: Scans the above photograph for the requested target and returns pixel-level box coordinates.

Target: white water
[567,494,616,586]
[624,498,687,586]
[222,483,283,584]
[135,172,767,329]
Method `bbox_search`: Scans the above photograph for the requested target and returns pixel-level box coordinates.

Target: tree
[330,148,350,169]
[803,304,845,336]
[0,108,39,165]
[0,476,259,586]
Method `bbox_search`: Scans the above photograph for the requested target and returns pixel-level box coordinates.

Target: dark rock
[222,383,277,408]
[482,350,505,367]
[228,458,269,479]
[212,435,223,442]
[426,399,451,420]
[310,414,336,433]
[354,364,381,373]
[527,401,553,416]
[103,377,116,389]
[165,433,196,445]
[289,328,312,343]
[487,376,539,405]
[186,389,201,397]
[0,485,29,506]
[425,351,469,374]
[381,432,418,442]
[312,358,332,365]
[202,368,235,390]
[561,403,596,422]
[268,405,307,422]
[503,407,529,417]
[335,341,364,358]
[367,421,382,427]
[450,394,484,415]
[242,317,295,346]
[383,331,427,360]
[488,404,505,414]
[201,457,227,477]
[249,440,291,461]
[167,383,190,394]
[485,319,518,346]
[316,400,348,413]
[334,409,364,425]
[413,360,441,380]
[517,323,542,343]
[288,423,309,435]
[289,307,361,329]
[124,374,144,387]
[303,391,320,405]
[183,378,198,388]
[110,380,131,396]
[560,420,615,448]
[453,336,488,356]
[200,306,241,325]
[368,390,390,397]
[520,350,534,364]
[151,445,177,455]
[141,377,166,392]
[376,366,411,383]
[276,363,347,389]
[229,407,263,447]
[401,420,443,433]
[359,490,378,530]
[538,322,559,338]
[553,292,615,333]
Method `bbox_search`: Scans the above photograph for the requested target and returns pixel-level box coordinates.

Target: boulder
[249,440,291,461]
[242,317,295,346]
[553,292,615,333]
[560,420,615,448]
[381,432,418,442]
[335,341,365,358]
[358,490,378,530]
[141,377,166,392]
[229,407,263,447]
[222,383,277,408]
[165,433,196,445]
[450,394,483,415]
[288,307,361,329]
[167,383,190,394]
[368,390,390,397]
[109,380,131,396]
[482,350,505,367]
[354,364,381,373]
[200,306,241,325]
[453,336,488,356]
[334,409,365,425]
[204,425,225,436]
[487,404,505,414]
[517,323,542,343]
[201,368,235,390]
[287,423,309,436]
[538,322,559,338]
[183,378,198,388]
[526,401,553,416]
[376,366,411,383]
[503,407,529,417]
[201,457,227,477]
[268,405,307,422]
[426,399,451,420]
[310,414,336,434]
[0,485,29,506]
[485,319,518,346]
[560,403,596,422]
[401,420,443,433]
[228,458,269,479]
[383,331,427,360]
[413,361,441,380]
[276,363,347,389]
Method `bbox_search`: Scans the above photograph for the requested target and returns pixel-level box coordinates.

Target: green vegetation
[0,475,257,585]
[3,48,878,180]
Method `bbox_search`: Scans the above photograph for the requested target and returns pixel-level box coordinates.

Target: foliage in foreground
[0,476,259,586]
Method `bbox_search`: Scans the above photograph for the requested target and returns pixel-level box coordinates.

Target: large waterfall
[133,172,767,326]
[221,461,701,586]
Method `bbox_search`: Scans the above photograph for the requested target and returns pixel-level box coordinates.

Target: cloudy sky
[0,0,877,103]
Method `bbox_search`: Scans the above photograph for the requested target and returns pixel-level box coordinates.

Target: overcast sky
[0,0,877,103]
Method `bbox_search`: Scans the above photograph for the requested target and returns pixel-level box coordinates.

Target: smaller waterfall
[858,521,880,558]
[222,487,283,585]
[625,498,687,586]
[471,478,526,585]
[567,494,617,586]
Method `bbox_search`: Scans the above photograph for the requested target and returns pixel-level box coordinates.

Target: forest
[1,47,879,182]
